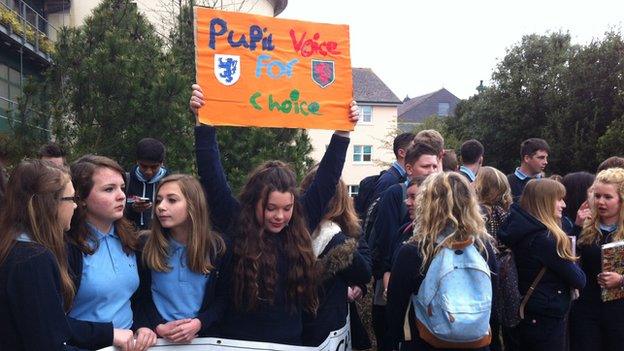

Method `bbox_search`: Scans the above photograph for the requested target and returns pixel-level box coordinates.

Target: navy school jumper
[194,125,349,345]
[131,235,232,336]
[1,242,113,351]
[385,240,499,351]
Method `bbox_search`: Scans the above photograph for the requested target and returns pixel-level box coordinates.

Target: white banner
[98,318,351,351]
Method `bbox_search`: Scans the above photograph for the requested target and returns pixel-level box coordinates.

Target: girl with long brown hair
[134,174,228,343]
[0,160,136,350]
[498,178,585,351]
[190,84,358,345]
[570,168,624,351]
[66,155,156,350]
[299,169,371,346]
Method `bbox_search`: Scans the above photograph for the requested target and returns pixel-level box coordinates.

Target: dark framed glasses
[60,196,79,203]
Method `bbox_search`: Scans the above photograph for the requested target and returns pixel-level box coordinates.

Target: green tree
[169,1,314,191]
[12,0,193,172]
[448,32,624,174]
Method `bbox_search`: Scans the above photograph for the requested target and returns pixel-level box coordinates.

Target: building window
[359,105,372,123]
[0,64,21,114]
[348,185,359,197]
[353,145,372,162]
[438,102,450,117]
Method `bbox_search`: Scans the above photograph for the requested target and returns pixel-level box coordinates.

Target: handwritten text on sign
[194,7,353,131]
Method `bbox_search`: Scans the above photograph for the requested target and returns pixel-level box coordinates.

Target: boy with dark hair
[507,138,550,202]
[354,132,414,219]
[459,139,484,182]
[125,138,170,230]
[415,129,445,171]
[37,142,66,166]
[370,142,438,351]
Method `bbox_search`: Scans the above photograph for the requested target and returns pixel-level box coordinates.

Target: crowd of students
[1,84,624,351]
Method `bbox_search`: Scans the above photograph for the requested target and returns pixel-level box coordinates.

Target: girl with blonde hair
[498,178,585,351]
[570,168,624,351]
[133,174,228,343]
[385,172,498,350]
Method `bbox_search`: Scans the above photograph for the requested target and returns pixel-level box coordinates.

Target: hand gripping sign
[99,313,351,350]
[194,7,353,131]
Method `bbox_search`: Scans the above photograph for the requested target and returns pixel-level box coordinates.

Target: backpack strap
[519,267,546,320]
[403,299,412,341]
[400,182,408,220]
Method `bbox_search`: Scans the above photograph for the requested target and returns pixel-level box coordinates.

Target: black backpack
[354,167,404,220]
[363,183,408,249]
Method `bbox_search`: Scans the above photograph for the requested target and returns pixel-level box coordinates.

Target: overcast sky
[279,0,624,100]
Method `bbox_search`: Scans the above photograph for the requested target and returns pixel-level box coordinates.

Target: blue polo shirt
[459,165,476,182]
[514,167,542,180]
[68,223,139,329]
[151,238,210,321]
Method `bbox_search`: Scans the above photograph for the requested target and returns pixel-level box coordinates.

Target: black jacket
[498,204,586,318]
[1,242,112,351]
[302,229,372,346]
[124,165,170,230]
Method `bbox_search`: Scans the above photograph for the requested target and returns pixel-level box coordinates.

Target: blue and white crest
[311,59,335,88]
[214,54,240,86]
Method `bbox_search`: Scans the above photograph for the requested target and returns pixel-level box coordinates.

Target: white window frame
[359,105,373,124]
[353,145,372,163]
[348,185,359,197]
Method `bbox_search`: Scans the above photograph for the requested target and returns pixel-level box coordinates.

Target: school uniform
[498,204,586,351]
[569,225,624,351]
[1,236,112,351]
[67,224,139,329]
[371,182,410,351]
[302,221,372,346]
[507,168,541,203]
[133,235,231,336]
[385,238,499,351]
[194,125,348,344]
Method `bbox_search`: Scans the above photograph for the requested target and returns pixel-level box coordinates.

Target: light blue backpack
[412,240,492,348]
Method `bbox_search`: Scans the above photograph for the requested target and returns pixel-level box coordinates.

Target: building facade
[307,68,402,197]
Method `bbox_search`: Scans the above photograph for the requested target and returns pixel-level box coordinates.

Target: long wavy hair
[67,155,137,254]
[520,179,576,261]
[0,160,75,309]
[408,172,492,273]
[300,167,361,238]
[579,168,624,246]
[143,174,225,273]
[232,161,318,313]
[474,166,512,212]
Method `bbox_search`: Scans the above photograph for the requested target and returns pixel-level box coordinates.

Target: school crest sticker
[214,54,240,86]
[311,60,335,88]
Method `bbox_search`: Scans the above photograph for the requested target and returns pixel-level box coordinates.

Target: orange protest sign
[193,7,353,131]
